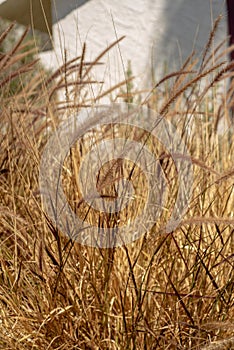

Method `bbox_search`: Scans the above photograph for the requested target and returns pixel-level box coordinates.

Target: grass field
[0,22,233,349]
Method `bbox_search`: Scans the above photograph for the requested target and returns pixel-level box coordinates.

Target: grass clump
[0,20,233,350]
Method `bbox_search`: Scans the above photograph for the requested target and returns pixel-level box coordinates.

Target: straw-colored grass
[0,22,233,350]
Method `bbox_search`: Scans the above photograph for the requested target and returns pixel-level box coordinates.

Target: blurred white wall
[0,0,228,92]
[39,0,227,92]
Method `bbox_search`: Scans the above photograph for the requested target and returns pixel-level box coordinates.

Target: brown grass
[0,22,233,350]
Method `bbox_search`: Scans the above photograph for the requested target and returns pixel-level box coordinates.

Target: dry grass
[0,23,233,350]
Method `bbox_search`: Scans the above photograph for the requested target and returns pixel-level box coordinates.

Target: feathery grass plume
[201,336,234,350]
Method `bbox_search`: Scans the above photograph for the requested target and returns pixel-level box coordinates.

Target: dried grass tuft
[0,21,233,350]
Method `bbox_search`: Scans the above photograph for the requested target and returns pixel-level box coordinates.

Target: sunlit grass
[0,21,233,350]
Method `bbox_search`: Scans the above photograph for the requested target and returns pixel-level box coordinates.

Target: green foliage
[0,19,48,98]
[120,59,134,103]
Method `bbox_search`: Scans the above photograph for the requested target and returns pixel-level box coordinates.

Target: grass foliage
[0,20,234,349]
